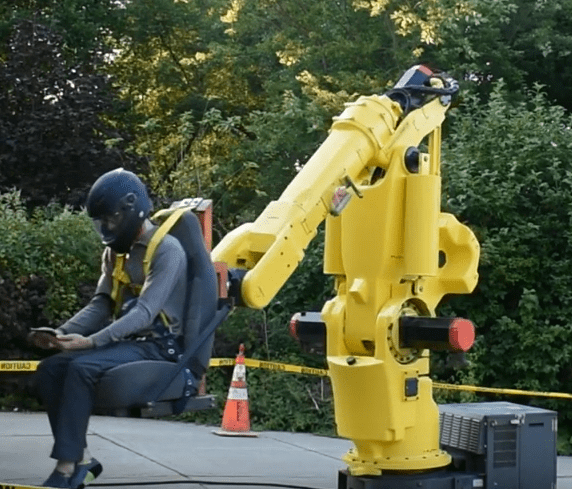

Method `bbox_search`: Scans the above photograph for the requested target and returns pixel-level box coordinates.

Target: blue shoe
[42,469,72,488]
[69,458,103,489]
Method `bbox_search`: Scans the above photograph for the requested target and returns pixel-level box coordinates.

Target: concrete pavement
[0,412,351,489]
[1,412,571,489]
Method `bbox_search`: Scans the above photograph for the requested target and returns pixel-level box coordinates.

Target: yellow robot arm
[213,66,481,482]
[212,65,460,310]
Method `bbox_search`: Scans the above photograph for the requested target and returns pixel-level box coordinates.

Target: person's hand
[56,334,95,351]
[28,329,60,350]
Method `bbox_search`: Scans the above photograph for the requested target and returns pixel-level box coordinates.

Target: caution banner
[433,381,572,400]
[210,357,329,377]
[0,361,39,372]
[0,358,328,375]
[2,357,572,400]
[0,484,45,489]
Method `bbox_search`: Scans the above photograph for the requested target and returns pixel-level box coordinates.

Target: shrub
[0,190,101,331]
[441,82,572,451]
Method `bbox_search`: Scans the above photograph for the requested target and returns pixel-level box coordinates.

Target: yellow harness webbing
[110,207,187,317]
[111,253,131,316]
[143,207,187,276]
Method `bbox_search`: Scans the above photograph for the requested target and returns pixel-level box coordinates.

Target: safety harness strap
[111,254,130,316]
[143,207,187,276]
[110,207,187,317]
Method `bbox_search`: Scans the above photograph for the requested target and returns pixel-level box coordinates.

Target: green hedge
[0,191,102,321]
[440,83,572,453]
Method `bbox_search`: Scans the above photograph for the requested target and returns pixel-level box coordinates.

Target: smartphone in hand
[30,327,57,336]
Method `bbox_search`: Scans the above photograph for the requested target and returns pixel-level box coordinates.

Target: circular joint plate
[387,301,426,364]
[344,448,451,474]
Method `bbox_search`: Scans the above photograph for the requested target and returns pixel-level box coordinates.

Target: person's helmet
[86,168,152,253]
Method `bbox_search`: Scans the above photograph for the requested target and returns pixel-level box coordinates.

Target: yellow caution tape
[214,358,572,399]
[0,361,39,372]
[0,358,328,376]
[210,358,235,368]
[0,483,46,489]
[210,358,329,377]
[2,357,571,400]
[433,381,572,400]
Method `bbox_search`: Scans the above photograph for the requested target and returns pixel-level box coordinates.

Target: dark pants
[35,340,168,462]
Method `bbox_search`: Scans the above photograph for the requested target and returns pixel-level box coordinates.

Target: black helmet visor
[92,209,128,246]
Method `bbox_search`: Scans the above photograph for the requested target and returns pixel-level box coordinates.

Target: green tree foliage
[0,0,122,60]
[426,0,572,110]
[108,0,480,229]
[105,0,572,229]
[0,191,102,321]
[0,19,142,207]
[501,0,572,110]
[440,82,572,448]
[0,190,102,407]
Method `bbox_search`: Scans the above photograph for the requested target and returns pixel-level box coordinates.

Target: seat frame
[92,199,229,418]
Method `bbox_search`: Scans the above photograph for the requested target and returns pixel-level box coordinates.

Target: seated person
[30,169,187,488]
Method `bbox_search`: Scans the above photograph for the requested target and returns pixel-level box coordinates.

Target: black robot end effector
[386,65,459,114]
[227,268,248,307]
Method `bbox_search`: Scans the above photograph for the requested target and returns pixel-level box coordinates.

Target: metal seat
[92,203,229,418]
[94,361,214,417]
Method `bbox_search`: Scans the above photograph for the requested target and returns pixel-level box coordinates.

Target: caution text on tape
[0,361,39,372]
[2,357,572,401]
[210,358,329,377]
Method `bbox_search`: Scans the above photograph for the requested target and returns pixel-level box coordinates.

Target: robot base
[338,469,483,489]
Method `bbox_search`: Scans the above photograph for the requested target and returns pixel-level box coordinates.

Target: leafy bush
[178,366,335,436]
[0,191,102,322]
[180,229,335,433]
[440,82,572,451]
[0,191,103,407]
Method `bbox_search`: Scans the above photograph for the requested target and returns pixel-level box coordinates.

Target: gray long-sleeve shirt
[58,220,187,348]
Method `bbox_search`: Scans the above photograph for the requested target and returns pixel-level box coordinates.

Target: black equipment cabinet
[439,401,557,489]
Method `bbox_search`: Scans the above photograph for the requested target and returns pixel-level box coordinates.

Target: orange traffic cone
[214,344,258,437]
